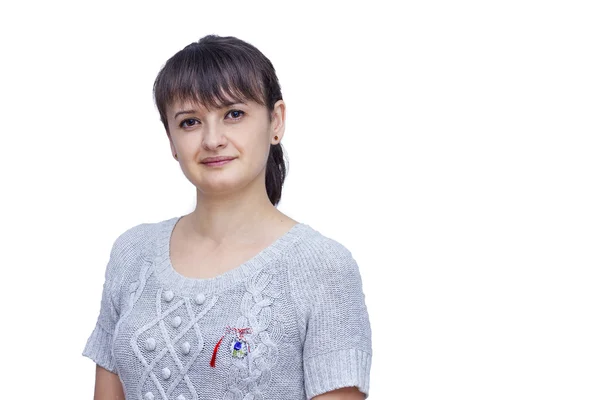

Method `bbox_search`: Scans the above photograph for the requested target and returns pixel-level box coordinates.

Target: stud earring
[274,136,278,140]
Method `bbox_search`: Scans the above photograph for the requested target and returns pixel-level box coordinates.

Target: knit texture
[83,216,372,399]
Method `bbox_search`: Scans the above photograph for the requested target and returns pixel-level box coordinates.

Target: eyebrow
[173,101,247,119]
[173,110,196,119]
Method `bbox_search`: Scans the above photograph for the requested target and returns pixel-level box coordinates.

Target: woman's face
[165,97,285,196]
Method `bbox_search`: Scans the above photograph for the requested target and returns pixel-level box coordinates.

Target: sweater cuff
[304,348,372,399]
[82,322,117,374]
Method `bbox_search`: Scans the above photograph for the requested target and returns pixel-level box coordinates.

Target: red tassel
[210,335,225,368]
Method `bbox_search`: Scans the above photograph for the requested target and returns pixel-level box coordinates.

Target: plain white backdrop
[0,0,598,398]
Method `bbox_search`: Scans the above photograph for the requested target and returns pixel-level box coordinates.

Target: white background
[0,0,598,399]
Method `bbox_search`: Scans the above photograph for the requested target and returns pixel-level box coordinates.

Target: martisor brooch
[210,326,253,367]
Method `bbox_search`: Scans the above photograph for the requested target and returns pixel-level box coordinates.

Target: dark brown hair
[153,34,287,206]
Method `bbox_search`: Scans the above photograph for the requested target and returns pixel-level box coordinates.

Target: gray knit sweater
[83,216,372,399]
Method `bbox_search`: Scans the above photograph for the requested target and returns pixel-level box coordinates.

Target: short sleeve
[82,237,123,373]
[291,240,372,399]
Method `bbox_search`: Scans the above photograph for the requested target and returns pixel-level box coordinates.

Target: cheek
[235,130,271,157]
[251,139,273,164]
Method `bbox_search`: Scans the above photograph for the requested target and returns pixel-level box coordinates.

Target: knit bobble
[144,392,154,400]
[181,341,191,355]
[177,395,186,400]
[145,338,156,351]
[194,293,205,305]
[172,316,182,328]
[163,290,174,302]
[162,367,171,380]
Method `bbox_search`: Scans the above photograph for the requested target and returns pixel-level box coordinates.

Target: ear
[270,100,286,145]
[168,135,178,160]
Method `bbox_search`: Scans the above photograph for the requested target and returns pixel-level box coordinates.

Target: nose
[202,120,227,150]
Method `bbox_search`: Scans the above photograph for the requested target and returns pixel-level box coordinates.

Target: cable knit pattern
[223,269,283,400]
[82,215,372,399]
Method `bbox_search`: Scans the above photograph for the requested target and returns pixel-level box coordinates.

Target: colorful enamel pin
[210,326,253,367]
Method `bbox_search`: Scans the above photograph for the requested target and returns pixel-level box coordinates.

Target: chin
[192,175,248,193]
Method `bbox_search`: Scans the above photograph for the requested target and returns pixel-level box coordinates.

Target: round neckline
[152,215,310,295]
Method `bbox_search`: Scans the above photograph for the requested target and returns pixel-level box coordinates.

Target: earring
[274,136,278,140]
[174,154,178,160]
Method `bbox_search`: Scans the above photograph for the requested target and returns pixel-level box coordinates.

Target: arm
[313,386,365,399]
[289,238,372,399]
[94,365,125,400]
[83,229,135,398]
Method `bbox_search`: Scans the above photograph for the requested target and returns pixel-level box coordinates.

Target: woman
[83,34,372,400]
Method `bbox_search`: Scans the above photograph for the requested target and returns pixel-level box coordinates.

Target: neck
[187,178,284,245]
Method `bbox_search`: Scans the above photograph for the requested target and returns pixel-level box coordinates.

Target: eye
[179,118,199,128]
[226,110,245,120]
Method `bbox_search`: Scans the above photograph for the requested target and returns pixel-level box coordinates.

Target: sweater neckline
[152,215,309,295]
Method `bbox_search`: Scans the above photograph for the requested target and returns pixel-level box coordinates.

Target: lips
[201,156,236,164]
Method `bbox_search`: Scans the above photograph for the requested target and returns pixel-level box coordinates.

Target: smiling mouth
[202,158,234,167]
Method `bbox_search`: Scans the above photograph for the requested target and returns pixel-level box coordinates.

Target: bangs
[154,42,268,124]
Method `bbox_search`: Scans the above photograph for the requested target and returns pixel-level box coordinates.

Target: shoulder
[285,225,362,290]
[110,221,154,261]
[289,225,359,270]
[107,216,174,278]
